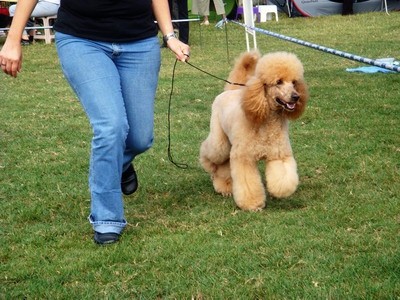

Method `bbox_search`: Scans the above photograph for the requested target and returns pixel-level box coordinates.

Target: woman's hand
[0,39,23,78]
[0,0,38,77]
[166,37,190,62]
[151,0,190,62]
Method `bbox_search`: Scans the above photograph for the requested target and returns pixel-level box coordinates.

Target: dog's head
[242,52,308,125]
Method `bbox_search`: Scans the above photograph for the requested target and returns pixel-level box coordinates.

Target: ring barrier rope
[229,20,400,73]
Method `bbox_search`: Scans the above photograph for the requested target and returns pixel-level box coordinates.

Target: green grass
[1,12,399,298]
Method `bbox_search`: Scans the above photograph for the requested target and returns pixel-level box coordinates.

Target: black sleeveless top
[54,0,158,42]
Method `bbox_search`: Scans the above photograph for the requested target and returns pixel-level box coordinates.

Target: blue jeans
[55,32,161,234]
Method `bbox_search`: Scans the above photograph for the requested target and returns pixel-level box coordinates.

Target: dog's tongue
[286,103,296,110]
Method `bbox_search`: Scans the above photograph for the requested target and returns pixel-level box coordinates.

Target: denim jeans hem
[89,215,127,234]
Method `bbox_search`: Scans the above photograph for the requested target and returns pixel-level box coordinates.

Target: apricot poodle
[200,51,309,211]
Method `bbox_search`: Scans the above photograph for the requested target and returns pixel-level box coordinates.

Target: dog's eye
[292,80,297,85]
[277,79,283,85]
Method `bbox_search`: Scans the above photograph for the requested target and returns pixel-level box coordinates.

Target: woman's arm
[0,0,38,77]
[152,0,190,62]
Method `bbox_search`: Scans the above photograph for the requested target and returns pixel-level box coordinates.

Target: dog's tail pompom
[225,50,261,91]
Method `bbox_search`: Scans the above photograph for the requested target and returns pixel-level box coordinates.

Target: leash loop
[167,59,189,169]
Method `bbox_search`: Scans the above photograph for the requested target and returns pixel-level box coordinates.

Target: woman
[192,0,226,26]
[0,0,190,245]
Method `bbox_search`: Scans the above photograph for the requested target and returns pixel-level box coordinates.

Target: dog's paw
[214,184,233,197]
[220,191,232,197]
[267,170,298,198]
[236,199,265,211]
[267,181,298,198]
[266,158,299,198]
[213,177,233,196]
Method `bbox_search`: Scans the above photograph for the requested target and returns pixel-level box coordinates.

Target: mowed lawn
[1,11,399,298]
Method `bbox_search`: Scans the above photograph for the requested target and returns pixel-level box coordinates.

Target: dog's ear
[242,76,270,125]
[286,79,309,120]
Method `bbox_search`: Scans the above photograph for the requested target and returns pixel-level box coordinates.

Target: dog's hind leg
[199,116,231,173]
[200,137,230,170]
[230,154,266,211]
[200,134,233,196]
[199,144,217,174]
[200,138,233,196]
[265,156,299,198]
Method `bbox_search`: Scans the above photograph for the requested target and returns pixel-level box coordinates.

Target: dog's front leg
[265,156,299,198]
[230,152,266,211]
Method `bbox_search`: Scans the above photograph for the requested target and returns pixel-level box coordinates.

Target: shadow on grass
[267,196,306,211]
[147,165,307,213]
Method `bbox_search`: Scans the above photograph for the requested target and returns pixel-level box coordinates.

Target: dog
[199,51,309,211]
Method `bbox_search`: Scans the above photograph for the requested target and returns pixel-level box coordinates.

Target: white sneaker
[0,31,6,37]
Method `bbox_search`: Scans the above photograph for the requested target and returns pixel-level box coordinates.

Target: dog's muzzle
[276,93,299,111]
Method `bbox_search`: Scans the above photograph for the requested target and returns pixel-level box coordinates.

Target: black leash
[167,59,189,169]
[185,61,245,87]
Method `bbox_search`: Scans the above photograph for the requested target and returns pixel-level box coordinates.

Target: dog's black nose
[291,93,300,102]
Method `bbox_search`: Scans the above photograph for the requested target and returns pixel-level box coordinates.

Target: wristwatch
[163,32,177,44]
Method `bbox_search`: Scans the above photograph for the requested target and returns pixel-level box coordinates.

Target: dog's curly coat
[200,51,309,211]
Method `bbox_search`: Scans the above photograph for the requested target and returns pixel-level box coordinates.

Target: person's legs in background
[162,0,178,47]
[8,4,31,42]
[0,9,9,37]
[176,0,189,44]
[9,1,59,44]
[163,0,189,44]
[213,0,226,19]
[213,0,227,28]
[192,0,210,25]
[0,6,11,31]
